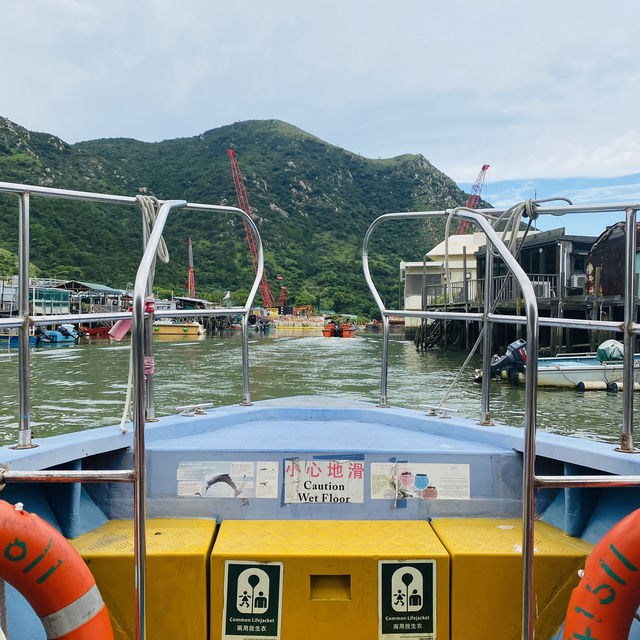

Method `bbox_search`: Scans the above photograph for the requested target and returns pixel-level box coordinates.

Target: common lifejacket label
[379,560,435,640]
[223,561,283,640]
[283,459,365,503]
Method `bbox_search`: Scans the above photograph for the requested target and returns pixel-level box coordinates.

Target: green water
[0,331,631,445]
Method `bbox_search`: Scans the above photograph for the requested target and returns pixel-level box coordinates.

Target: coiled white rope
[117,196,170,433]
[136,195,169,265]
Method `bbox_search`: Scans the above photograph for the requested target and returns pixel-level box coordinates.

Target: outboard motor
[59,324,79,342]
[489,339,527,383]
[34,326,51,345]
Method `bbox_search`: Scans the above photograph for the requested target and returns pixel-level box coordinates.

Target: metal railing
[363,202,640,640]
[422,272,559,307]
[0,180,263,640]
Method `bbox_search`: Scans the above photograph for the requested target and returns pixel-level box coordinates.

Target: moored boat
[152,320,205,336]
[79,324,112,337]
[0,323,79,347]
[322,316,357,338]
[1,181,640,640]
[483,338,640,390]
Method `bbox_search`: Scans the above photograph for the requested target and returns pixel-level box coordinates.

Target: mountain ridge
[1,117,470,315]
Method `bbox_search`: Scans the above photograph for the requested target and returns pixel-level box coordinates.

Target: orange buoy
[564,508,640,640]
[0,499,114,639]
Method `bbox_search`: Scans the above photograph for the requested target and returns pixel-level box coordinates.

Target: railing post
[241,313,252,405]
[521,276,540,640]
[140,214,157,423]
[590,268,601,352]
[13,192,36,449]
[618,208,639,452]
[462,247,468,304]
[144,295,156,422]
[379,315,390,407]
[480,245,493,425]
[463,247,469,350]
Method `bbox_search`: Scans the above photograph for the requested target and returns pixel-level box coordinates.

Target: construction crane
[184,237,196,298]
[276,285,288,308]
[227,149,275,307]
[456,164,489,234]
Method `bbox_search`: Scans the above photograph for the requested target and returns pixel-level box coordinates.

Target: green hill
[0,117,472,316]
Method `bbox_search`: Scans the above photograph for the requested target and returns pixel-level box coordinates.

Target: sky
[458,173,640,236]
[2,0,639,187]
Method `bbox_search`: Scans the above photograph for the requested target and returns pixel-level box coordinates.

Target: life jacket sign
[379,560,435,640]
[223,561,283,640]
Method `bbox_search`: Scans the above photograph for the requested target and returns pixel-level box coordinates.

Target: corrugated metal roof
[79,281,127,294]
[58,280,127,294]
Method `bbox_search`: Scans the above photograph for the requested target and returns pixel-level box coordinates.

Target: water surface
[0,331,630,445]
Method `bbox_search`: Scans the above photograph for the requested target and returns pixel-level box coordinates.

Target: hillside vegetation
[0,117,472,316]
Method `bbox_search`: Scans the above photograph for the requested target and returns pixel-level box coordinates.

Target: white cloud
[1,0,639,181]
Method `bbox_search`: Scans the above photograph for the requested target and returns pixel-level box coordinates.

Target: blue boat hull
[0,329,78,348]
[1,396,639,639]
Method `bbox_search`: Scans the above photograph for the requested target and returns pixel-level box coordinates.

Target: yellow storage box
[431,518,593,640]
[71,518,216,640]
[211,520,449,640]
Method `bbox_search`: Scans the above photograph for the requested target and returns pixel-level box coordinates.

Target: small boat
[79,324,112,337]
[0,323,79,347]
[322,316,357,338]
[249,312,272,332]
[365,318,381,331]
[483,338,640,390]
[152,320,205,336]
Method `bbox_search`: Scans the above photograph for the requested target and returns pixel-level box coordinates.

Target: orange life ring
[0,499,114,639]
[564,508,640,640]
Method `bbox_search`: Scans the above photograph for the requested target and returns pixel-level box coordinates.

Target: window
[405,273,440,296]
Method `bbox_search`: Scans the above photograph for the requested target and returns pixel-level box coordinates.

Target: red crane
[184,237,196,298]
[456,164,489,234]
[227,149,275,307]
[276,285,288,307]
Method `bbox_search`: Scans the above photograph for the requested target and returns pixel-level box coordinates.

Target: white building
[401,231,538,327]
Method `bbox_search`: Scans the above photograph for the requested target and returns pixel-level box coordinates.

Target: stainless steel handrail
[535,475,640,488]
[0,180,265,414]
[363,202,640,640]
[0,180,265,640]
[363,209,540,413]
[0,306,256,329]
[622,208,637,448]
[379,308,636,333]
[6,308,633,336]
[0,469,136,483]
[363,207,540,638]
[131,198,186,639]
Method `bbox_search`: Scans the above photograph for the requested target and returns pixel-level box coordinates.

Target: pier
[404,225,639,355]
[410,282,635,355]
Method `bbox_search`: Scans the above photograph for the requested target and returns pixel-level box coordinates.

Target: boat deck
[4,395,640,531]
[4,396,640,639]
